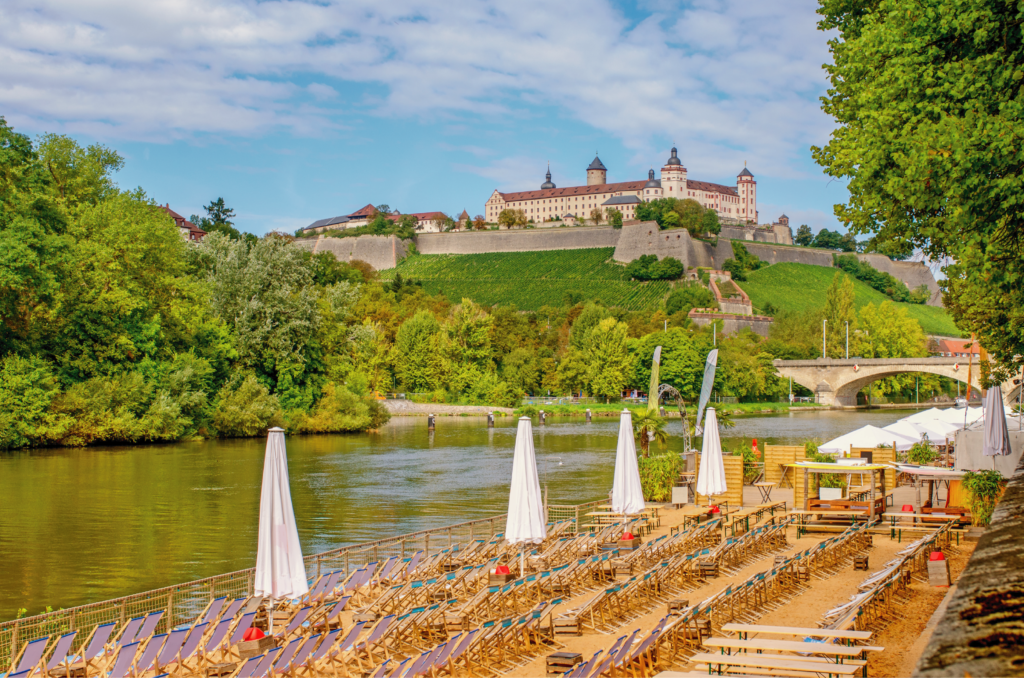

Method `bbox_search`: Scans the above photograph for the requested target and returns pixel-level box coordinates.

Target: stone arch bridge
[774,357,1019,408]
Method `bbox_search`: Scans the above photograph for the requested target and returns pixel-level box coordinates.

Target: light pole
[822,319,827,359]
[845,321,849,360]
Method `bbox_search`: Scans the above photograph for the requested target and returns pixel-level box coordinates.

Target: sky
[1,0,849,236]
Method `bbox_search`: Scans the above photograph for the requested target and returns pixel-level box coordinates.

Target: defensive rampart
[295,223,940,307]
[415,226,620,255]
[293,234,408,271]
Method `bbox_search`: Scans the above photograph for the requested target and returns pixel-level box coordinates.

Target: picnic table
[691,651,862,676]
[703,637,882,663]
[584,512,653,535]
[753,481,775,502]
[788,509,872,537]
[881,512,960,542]
[721,623,872,646]
[597,505,661,526]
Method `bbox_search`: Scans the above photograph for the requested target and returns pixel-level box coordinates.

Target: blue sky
[1,0,848,235]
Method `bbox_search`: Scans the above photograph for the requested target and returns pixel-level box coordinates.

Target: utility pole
[664,319,667,332]
[845,321,849,359]
[822,319,827,359]
[713,324,716,346]
[916,376,919,405]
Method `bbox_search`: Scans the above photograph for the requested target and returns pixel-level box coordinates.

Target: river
[0,408,916,621]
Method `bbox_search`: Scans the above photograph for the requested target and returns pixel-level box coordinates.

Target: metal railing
[0,499,602,666]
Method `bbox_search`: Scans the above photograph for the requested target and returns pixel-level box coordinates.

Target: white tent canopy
[611,409,646,518]
[818,425,918,454]
[883,420,959,444]
[696,408,726,503]
[505,417,547,545]
[255,427,309,602]
[901,407,946,423]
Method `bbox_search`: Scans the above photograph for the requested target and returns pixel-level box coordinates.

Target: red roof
[387,211,447,222]
[347,204,377,218]
[936,339,980,355]
[159,204,206,240]
[497,178,738,202]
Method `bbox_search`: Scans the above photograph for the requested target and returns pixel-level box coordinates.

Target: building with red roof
[932,338,981,358]
[159,204,206,241]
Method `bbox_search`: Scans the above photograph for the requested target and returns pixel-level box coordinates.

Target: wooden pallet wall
[695,453,744,507]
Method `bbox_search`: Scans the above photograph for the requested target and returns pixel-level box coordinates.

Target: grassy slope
[738,263,960,336]
[382,248,671,311]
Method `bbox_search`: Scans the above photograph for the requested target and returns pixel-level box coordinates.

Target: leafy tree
[721,242,765,281]
[813,0,1024,370]
[853,302,928,394]
[823,273,856,358]
[678,199,704,232]
[811,228,842,250]
[625,255,685,281]
[501,347,540,395]
[630,328,708,400]
[472,215,487,230]
[590,207,604,225]
[608,208,623,228]
[795,224,814,246]
[393,310,442,391]
[497,208,527,229]
[374,204,391,214]
[665,283,716,316]
[584,317,633,398]
[700,208,721,235]
[36,133,123,210]
[212,374,284,436]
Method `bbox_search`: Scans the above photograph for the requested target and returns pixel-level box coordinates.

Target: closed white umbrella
[696,408,726,506]
[611,409,645,530]
[983,389,1012,460]
[506,417,547,573]
[255,427,308,630]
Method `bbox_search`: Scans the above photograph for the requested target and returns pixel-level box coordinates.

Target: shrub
[288,382,390,433]
[907,438,937,465]
[665,283,716,316]
[638,452,683,501]
[212,375,284,437]
[962,469,1004,526]
[0,355,61,449]
[625,255,685,281]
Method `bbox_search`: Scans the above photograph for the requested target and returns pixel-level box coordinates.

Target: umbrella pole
[268,600,274,636]
[520,545,525,576]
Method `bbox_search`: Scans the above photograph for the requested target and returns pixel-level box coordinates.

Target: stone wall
[688,311,773,338]
[857,253,942,305]
[416,225,620,255]
[612,222,695,264]
[293,234,408,271]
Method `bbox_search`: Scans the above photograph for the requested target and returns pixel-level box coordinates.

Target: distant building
[302,204,450,235]
[931,338,982,358]
[159,204,206,241]
[484,148,758,225]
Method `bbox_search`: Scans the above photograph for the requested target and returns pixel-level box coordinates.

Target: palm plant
[633,412,667,457]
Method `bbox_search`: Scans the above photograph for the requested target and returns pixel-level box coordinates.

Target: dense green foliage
[665,283,717,316]
[962,469,1004,527]
[634,198,721,236]
[833,254,928,304]
[624,255,685,281]
[382,249,671,311]
[721,242,766,281]
[637,452,683,501]
[738,263,959,336]
[813,0,1024,377]
[0,119,392,449]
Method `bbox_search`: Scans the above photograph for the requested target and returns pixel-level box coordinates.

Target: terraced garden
[737,262,960,336]
[381,248,671,310]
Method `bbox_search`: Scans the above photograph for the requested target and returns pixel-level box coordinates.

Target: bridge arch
[774,357,1013,408]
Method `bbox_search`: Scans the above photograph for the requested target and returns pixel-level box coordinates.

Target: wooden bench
[704,636,881,660]
[721,623,872,646]
[691,652,862,676]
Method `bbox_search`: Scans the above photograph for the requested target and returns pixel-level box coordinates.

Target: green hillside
[738,263,960,336]
[381,248,670,311]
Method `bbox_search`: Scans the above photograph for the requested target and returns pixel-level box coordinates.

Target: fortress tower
[660,147,687,197]
[586,156,607,186]
[737,166,756,223]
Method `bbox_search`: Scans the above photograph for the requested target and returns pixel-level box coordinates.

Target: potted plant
[962,469,1005,528]
[819,473,846,500]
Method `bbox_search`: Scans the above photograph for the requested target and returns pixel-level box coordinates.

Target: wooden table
[721,623,872,646]
[704,637,881,663]
[754,482,775,502]
[691,652,861,676]
[882,512,959,542]
[598,505,660,526]
[788,509,870,537]
[584,512,652,535]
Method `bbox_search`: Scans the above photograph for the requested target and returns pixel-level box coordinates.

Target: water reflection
[0,409,912,620]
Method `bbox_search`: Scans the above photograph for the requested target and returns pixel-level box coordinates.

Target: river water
[0,408,914,621]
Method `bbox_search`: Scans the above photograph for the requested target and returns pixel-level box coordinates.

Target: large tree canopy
[813,0,1024,375]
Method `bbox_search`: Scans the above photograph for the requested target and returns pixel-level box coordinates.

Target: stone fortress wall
[299,221,941,307]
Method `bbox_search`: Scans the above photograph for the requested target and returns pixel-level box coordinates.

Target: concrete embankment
[383,400,515,416]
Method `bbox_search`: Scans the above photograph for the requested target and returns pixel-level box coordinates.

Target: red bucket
[622,532,635,540]
[929,551,945,561]
[710,506,721,514]
[902,504,914,512]
[242,627,265,641]
[494,565,511,575]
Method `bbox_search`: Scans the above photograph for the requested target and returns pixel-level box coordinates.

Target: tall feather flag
[694,349,719,435]
[647,346,662,415]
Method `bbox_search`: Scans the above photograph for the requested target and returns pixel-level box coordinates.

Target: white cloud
[0,0,835,177]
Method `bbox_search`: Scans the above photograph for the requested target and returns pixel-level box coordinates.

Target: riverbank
[383,400,515,416]
[515,401,825,418]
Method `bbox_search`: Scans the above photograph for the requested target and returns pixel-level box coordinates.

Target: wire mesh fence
[0,498,602,666]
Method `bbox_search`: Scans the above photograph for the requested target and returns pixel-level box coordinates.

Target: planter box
[238,636,274,660]
[489,573,516,585]
[927,559,951,587]
[820,487,844,501]
[617,537,642,550]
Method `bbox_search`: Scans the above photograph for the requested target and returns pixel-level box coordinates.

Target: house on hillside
[302,204,450,234]
[159,204,206,241]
